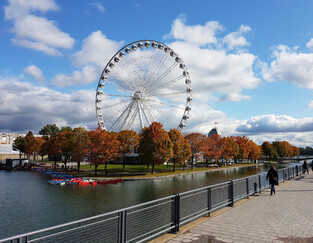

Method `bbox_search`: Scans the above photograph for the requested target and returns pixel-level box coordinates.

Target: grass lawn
[41,161,256,179]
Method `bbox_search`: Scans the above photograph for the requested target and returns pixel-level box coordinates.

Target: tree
[60,126,73,133]
[247,140,262,161]
[138,122,173,174]
[45,135,63,169]
[24,131,36,163]
[261,141,278,159]
[13,136,26,159]
[203,134,223,163]
[234,136,251,163]
[185,133,207,168]
[39,124,60,138]
[118,130,140,171]
[32,137,45,161]
[57,132,73,170]
[70,127,90,173]
[168,129,191,172]
[88,128,120,176]
[220,136,239,162]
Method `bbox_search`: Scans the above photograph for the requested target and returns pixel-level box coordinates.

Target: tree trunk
[95,164,98,176]
[77,161,81,173]
[146,164,149,172]
[151,164,155,174]
[173,162,176,172]
[191,154,194,169]
[104,162,108,176]
[122,155,126,171]
[54,158,57,170]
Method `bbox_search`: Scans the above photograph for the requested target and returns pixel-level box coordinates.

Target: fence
[0,164,303,243]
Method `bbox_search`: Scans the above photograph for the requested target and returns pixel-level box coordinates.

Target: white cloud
[306,38,313,50]
[0,77,96,133]
[164,15,224,46]
[262,44,313,89]
[72,30,123,68]
[90,2,105,12]
[49,31,123,87]
[23,65,45,84]
[222,25,251,50]
[308,101,313,108]
[50,65,99,87]
[236,114,313,133]
[167,40,260,102]
[4,0,74,56]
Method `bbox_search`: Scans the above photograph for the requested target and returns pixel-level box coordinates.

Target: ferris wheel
[95,40,192,132]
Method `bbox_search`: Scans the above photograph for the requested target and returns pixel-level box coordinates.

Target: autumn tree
[88,128,120,176]
[234,136,251,163]
[118,130,140,171]
[70,127,90,173]
[220,136,239,162]
[168,129,191,172]
[32,137,45,161]
[185,133,207,168]
[24,131,37,162]
[247,140,262,161]
[138,122,173,174]
[272,141,290,158]
[44,135,63,169]
[262,141,274,159]
[203,134,223,163]
[57,132,73,170]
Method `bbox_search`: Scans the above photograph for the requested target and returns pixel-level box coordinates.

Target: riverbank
[32,162,265,181]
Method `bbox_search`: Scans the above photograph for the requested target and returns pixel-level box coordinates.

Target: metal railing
[0,164,304,243]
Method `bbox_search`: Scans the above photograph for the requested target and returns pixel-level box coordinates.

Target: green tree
[138,122,173,174]
[13,136,26,159]
[39,124,60,138]
[60,126,73,133]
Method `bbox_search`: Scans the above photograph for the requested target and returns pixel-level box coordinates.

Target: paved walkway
[157,172,313,243]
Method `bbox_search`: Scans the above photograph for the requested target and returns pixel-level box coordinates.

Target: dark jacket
[266,167,278,185]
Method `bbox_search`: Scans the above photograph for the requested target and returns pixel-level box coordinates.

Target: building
[0,133,26,162]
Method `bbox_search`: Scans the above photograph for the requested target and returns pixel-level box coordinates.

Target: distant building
[208,128,218,137]
[0,133,27,161]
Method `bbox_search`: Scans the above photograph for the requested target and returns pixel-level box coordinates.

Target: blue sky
[1,0,313,147]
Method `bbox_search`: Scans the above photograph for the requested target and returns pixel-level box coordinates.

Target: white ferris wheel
[95,40,192,132]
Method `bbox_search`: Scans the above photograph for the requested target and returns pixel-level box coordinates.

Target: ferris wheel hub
[132,91,143,100]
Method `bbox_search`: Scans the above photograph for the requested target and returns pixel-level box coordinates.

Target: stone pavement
[155,172,313,243]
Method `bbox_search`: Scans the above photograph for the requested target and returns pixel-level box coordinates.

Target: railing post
[228,181,234,207]
[258,175,262,192]
[246,178,249,198]
[118,211,127,243]
[171,194,180,233]
[296,165,299,176]
[207,187,212,217]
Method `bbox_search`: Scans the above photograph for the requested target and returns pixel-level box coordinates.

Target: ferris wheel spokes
[95,40,192,132]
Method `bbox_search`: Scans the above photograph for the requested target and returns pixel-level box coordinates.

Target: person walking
[303,160,309,174]
[266,165,278,196]
[311,160,313,172]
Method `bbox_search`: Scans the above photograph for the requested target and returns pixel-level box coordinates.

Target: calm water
[0,164,290,239]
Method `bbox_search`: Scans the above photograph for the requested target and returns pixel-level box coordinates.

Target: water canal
[0,163,293,239]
